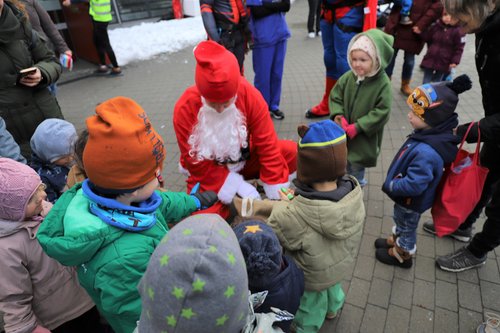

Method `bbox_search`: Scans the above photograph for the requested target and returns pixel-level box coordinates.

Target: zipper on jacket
[81,263,88,274]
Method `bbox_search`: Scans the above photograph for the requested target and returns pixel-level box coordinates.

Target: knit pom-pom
[246,252,278,276]
[450,74,472,94]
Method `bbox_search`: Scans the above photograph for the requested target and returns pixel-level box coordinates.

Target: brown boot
[400,79,413,96]
[375,243,413,268]
[374,234,397,249]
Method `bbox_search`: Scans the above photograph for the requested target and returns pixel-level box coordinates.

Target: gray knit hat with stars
[138,214,249,333]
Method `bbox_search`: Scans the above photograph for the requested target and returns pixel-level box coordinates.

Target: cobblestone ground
[56,0,499,331]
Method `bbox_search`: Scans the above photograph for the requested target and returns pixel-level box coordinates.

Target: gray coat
[21,0,70,54]
[0,117,26,163]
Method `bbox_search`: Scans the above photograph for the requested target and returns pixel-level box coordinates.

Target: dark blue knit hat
[233,220,282,289]
[297,119,347,184]
[407,74,472,127]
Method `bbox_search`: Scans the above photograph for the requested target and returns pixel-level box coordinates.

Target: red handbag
[431,122,489,237]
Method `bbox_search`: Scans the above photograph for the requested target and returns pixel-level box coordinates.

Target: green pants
[293,283,345,333]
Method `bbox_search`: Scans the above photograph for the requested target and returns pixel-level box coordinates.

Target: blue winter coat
[382,116,459,213]
[250,255,304,332]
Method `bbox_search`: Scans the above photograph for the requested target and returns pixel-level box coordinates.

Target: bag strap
[454,122,482,165]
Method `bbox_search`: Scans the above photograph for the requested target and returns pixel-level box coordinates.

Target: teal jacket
[330,29,394,167]
[36,184,198,333]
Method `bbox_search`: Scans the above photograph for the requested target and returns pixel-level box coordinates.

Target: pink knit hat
[0,158,42,221]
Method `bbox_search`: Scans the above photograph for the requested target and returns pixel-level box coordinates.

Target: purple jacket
[421,20,466,72]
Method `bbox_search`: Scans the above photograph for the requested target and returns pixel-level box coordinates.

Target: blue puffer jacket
[382,115,459,213]
[250,255,304,332]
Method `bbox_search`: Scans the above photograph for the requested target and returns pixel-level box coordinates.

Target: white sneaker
[308,32,315,38]
[317,31,322,37]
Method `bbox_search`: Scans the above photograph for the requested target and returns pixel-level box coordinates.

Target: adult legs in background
[92,20,119,70]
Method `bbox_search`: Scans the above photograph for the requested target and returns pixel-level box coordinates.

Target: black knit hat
[297,120,347,185]
[407,74,472,127]
[233,220,282,289]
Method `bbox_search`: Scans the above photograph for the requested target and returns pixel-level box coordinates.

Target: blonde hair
[442,0,499,27]
[6,0,28,19]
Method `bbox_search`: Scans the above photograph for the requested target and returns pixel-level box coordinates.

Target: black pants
[466,144,500,257]
[92,20,119,68]
[219,28,245,73]
[307,0,321,33]
[52,306,112,333]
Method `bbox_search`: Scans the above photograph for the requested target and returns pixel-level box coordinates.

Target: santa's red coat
[173,77,296,217]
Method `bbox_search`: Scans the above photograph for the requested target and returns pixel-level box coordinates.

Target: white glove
[218,172,244,204]
[237,180,261,200]
[264,182,289,200]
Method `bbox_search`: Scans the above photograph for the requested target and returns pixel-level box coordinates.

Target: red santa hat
[194,41,240,103]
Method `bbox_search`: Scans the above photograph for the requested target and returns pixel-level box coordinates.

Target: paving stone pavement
[56,0,499,331]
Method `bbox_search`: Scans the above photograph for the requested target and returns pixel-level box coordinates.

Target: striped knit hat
[297,120,347,184]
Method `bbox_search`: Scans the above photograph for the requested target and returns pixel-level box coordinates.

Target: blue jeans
[347,162,366,187]
[393,203,421,252]
[422,68,446,84]
[385,49,415,80]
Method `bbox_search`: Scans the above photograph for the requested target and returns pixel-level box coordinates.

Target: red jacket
[173,78,291,213]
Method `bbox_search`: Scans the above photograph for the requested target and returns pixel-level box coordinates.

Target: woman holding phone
[0,0,63,158]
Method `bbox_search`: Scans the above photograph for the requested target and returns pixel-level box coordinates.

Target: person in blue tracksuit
[247,0,290,120]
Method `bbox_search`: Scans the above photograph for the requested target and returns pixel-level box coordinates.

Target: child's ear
[297,124,309,138]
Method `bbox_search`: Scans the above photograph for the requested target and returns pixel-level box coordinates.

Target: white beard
[188,97,248,163]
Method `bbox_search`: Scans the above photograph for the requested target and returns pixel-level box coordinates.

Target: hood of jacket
[0,218,39,238]
[291,178,365,240]
[410,113,460,165]
[36,183,127,267]
[0,2,25,44]
[348,28,394,76]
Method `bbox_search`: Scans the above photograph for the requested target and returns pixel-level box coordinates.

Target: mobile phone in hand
[19,67,37,78]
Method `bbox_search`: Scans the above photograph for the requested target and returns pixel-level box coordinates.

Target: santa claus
[173,40,297,218]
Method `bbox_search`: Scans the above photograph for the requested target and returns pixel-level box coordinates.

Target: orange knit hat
[83,97,165,191]
[194,40,240,103]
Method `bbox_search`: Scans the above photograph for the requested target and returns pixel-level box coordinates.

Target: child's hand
[279,188,294,201]
[449,63,457,69]
[412,26,422,34]
[191,191,218,210]
[345,123,358,139]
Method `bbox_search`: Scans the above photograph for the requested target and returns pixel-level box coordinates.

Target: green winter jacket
[36,184,198,333]
[330,29,394,167]
[0,1,63,154]
[267,176,365,292]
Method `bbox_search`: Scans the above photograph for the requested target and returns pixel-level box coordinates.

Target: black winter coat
[456,9,500,171]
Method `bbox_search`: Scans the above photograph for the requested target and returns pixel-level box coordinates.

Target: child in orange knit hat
[37,96,218,333]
